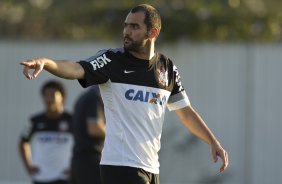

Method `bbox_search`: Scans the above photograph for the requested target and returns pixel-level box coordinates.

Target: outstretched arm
[20,58,85,80]
[175,105,229,173]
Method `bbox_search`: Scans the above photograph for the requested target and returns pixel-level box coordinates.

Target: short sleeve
[167,65,190,111]
[20,119,33,142]
[78,49,112,88]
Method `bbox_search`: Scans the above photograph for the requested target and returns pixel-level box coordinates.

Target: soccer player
[71,86,105,184]
[19,80,73,184]
[20,4,228,184]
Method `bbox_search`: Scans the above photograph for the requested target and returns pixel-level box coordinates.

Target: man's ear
[148,28,160,39]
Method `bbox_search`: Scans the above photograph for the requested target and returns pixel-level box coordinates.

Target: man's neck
[128,41,155,60]
[46,106,64,118]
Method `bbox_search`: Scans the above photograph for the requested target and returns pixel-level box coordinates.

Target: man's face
[42,88,64,111]
[123,11,149,52]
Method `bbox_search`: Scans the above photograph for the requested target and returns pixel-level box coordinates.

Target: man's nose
[123,26,131,36]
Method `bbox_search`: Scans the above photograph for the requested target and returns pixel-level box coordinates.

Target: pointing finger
[20,61,33,67]
[23,66,33,80]
[32,64,43,78]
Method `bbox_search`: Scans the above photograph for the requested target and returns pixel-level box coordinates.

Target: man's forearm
[19,142,32,171]
[44,59,84,79]
[186,110,218,145]
[176,106,229,172]
[176,106,219,145]
[21,57,85,80]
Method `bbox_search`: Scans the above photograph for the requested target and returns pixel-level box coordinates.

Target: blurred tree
[0,0,281,42]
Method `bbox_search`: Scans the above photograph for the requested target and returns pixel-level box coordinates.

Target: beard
[123,33,149,52]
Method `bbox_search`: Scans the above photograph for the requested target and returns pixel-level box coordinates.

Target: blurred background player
[19,80,73,184]
[71,86,105,184]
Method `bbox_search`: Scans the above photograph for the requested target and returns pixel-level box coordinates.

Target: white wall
[0,41,281,184]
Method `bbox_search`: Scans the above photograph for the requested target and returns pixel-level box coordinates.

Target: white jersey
[78,48,190,174]
[21,112,73,182]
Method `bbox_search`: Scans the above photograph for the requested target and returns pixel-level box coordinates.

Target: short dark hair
[130,4,161,32]
[41,80,66,98]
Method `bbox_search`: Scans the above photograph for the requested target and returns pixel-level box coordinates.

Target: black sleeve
[78,49,112,88]
[20,119,34,142]
[170,62,185,96]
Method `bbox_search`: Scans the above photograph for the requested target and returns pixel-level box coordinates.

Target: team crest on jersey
[59,121,69,131]
[157,66,168,87]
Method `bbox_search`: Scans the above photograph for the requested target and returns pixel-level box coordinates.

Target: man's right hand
[20,58,85,80]
[20,58,47,80]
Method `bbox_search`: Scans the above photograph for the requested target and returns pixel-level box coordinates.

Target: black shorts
[34,180,68,184]
[100,165,159,184]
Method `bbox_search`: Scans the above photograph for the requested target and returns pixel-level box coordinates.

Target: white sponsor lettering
[90,54,111,70]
